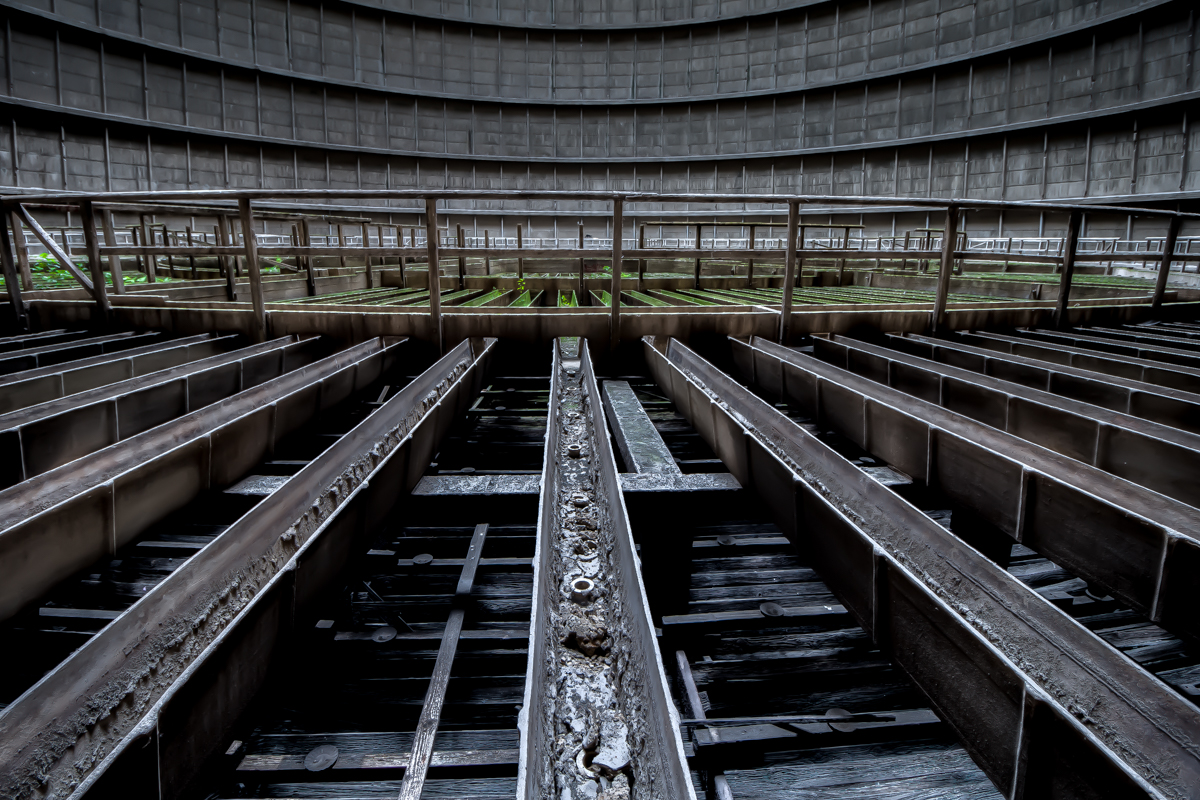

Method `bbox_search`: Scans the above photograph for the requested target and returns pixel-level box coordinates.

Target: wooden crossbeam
[397,522,489,800]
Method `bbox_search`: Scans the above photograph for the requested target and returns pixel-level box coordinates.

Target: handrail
[1,190,1197,219]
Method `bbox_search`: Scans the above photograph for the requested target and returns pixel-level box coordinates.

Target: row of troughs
[0,324,1199,798]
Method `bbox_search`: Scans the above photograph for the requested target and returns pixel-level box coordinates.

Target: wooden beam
[778,201,800,344]
[932,204,959,334]
[238,197,267,342]
[0,212,28,331]
[80,200,112,323]
[425,198,443,355]
[1052,210,1083,329]
[8,211,31,290]
[299,218,316,296]
[397,523,488,800]
[363,221,374,289]
[101,211,125,293]
[1152,215,1184,313]
[13,204,95,296]
[611,198,623,350]
[578,223,586,306]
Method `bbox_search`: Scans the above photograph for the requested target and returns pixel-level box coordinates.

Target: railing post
[186,225,197,280]
[778,200,800,344]
[456,223,465,290]
[747,223,755,288]
[578,223,586,305]
[217,216,237,301]
[100,210,125,293]
[8,211,31,290]
[407,227,417,288]
[483,229,491,278]
[237,198,267,343]
[80,200,112,326]
[1052,210,1083,330]
[299,218,316,296]
[424,198,444,355]
[0,208,28,332]
[378,224,387,285]
[139,214,156,282]
[363,221,374,289]
[637,223,645,291]
[611,197,623,351]
[1151,215,1183,313]
[517,223,524,280]
[932,204,960,335]
[694,223,702,287]
[16,204,96,297]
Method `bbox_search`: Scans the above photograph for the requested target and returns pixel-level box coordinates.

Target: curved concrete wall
[0,0,1196,225]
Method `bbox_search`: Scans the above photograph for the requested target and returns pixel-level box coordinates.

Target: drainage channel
[186,362,548,800]
[610,372,1001,799]
[520,337,693,800]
